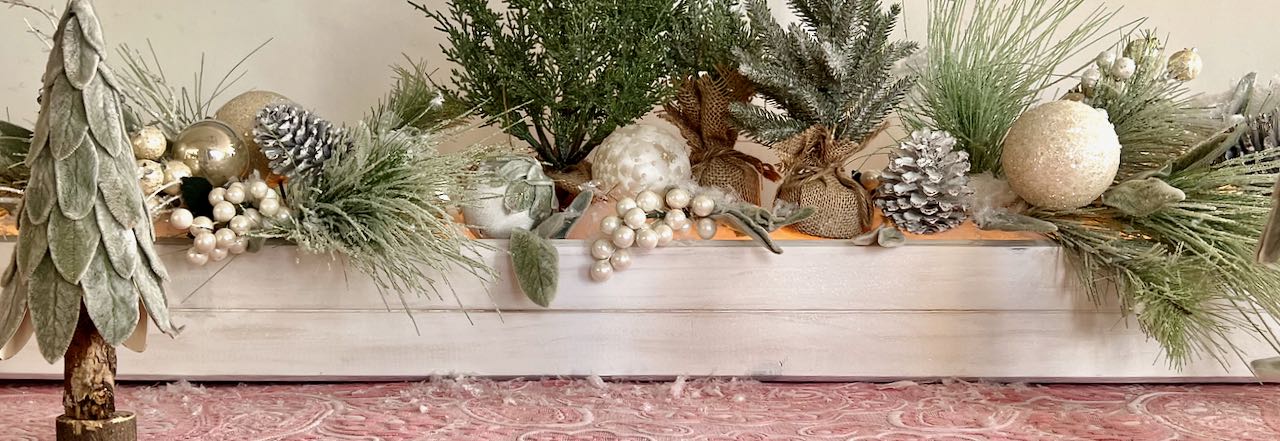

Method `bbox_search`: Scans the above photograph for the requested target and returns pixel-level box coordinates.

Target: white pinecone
[876,129,972,234]
[253,104,351,179]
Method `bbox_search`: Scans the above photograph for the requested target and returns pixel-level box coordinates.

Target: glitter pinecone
[253,104,351,179]
[876,129,972,234]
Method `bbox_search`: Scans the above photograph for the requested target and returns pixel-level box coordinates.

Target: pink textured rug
[1,379,1277,440]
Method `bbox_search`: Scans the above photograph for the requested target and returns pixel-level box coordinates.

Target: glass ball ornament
[162,161,192,195]
[589,124,692,199]
[589,260,614,282]
[609,249,633,271]
[1167,48,1202,81]
[664,188,691,210]
[185,248,210,266]
[137,160,165,195]
[169,208,194,230]
[590,239,616,260]
[611,226,636,248]
[130,126,167,161]
[1001,100,1121,210]
[173,120,251,187]
[214,90,293,178]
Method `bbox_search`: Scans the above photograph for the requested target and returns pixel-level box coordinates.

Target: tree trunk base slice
[56,411,136,441]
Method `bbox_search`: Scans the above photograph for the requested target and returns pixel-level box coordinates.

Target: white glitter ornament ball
[136,160,165,195]
[1111,57,1136,80]
[589,124,691,199]
[1002,100,1121,210]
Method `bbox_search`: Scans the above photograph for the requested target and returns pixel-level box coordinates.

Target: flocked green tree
[416,0,676,172]
[730,0,916,238]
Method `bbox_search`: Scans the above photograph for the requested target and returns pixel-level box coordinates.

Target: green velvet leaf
[60,15,99,90]
[510,228,559,308]
[1171,123,1247,174]
[24,160,57,226]
[713,212,783,254]
[47,208,101,285]
[134,262,177,336]
[1102,178,1187,218]
[69,0,106,54]
[0,269,28,354]
[534,190,594,239]
[94,197,139,279]
[504,181,535,212]
[877,226,906,248]
[28,256,81,363]
[15,211,49,280]
[82,249,138,346]
[0,121,32,139]
[48,76,88,161]
[54,134,98,220]
[82,74,128,158]
[96,150,143,229]
[134,222,169,282]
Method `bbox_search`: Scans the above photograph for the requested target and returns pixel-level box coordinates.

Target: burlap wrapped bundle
[663,69,776,205]
[775,126,874,239]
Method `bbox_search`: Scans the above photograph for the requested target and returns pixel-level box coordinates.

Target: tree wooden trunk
[55,308,136,441]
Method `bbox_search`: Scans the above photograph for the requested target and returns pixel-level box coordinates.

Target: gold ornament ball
[162,160,192,195]
[137,159,165,195]
[1001,100,1121,210]
[1167,48,1202,82]
[214,90,294,178]
[130,125,168,161]
[173,120,250,187]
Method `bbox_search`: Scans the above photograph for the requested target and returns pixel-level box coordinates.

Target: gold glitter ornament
[214,90,294,178]
[1167,48,1202,82]
[173,120,251,186]
[137,159,165,195]
[1001,100,1121,210]
[130,125,168,161]
[1124,35,1164,64]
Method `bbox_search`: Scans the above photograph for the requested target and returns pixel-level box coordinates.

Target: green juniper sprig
[415,0,676,171]
[905,0,1120,174]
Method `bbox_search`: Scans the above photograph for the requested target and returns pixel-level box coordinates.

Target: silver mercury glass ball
[173,120,251,187]
[137,160,165,195]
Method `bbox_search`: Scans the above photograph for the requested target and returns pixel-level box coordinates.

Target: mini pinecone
[1220,112,1278,171]
[253,104,352,179]
[876,129,973,234]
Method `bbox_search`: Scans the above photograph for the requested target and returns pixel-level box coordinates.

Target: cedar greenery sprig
[730,0,917,146]
[669,0,753,76]
[1036,149,1280,368]
[904,0,1120,174]
[264,116,502,326]
[415,0,676,171]
[1084,30,1218,180]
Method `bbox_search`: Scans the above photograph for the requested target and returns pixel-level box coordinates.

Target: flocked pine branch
[904,0,1121,174]
[730,0,916,146]
[415,0,676,171]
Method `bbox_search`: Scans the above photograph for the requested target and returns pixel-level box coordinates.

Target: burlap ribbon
[663,68,771,204]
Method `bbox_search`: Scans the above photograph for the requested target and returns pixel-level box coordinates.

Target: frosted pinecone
[876,129,972,234]
[253,104,351,179]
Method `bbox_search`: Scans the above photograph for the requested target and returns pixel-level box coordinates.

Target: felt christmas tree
[730,0,916,238]
[0,1,179,438]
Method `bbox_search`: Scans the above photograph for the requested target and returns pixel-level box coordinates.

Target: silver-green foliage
[510,228,558,308]
[1,0,178,363]
[729,0,916,145]
[905,0,1119,174]
[265,117,498,315]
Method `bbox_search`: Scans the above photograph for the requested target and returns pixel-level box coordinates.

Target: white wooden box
[0,239,1272,382]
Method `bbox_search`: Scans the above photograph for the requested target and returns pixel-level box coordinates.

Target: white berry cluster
[588,187,720,282]
[167,175,289,266]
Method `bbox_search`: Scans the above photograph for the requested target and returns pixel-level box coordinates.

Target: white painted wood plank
[13,240,1098,312]
[0,310,1265,382]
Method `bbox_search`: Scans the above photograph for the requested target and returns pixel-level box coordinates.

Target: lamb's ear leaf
[534,190,594,239]
[712,211,783,254]
[510,228,559,308]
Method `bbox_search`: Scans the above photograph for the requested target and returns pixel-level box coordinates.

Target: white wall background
[1,0,1276,130]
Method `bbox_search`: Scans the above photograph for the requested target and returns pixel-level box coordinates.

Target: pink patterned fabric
[1,379,1278,440]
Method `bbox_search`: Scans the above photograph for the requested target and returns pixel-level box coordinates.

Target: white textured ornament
[589,260,614,282]
[635,227,659,250]
[600,216,622,235]
[461,181,538,239]
[590,239,616,260]
[624,207,648,229]
[1095,51,1117,70]
[636,190,662,212]
[664,188,692,210]
[612,226,636,248]
[690,195,715,217]
[696,218,718,240]
[609,249,633,271]
[590,124,692,199]
[185,248,209,266]
[1111,57,1136,80]
[461,157,557,239]
[169,208,194,230]
[1002,100,1121,210]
